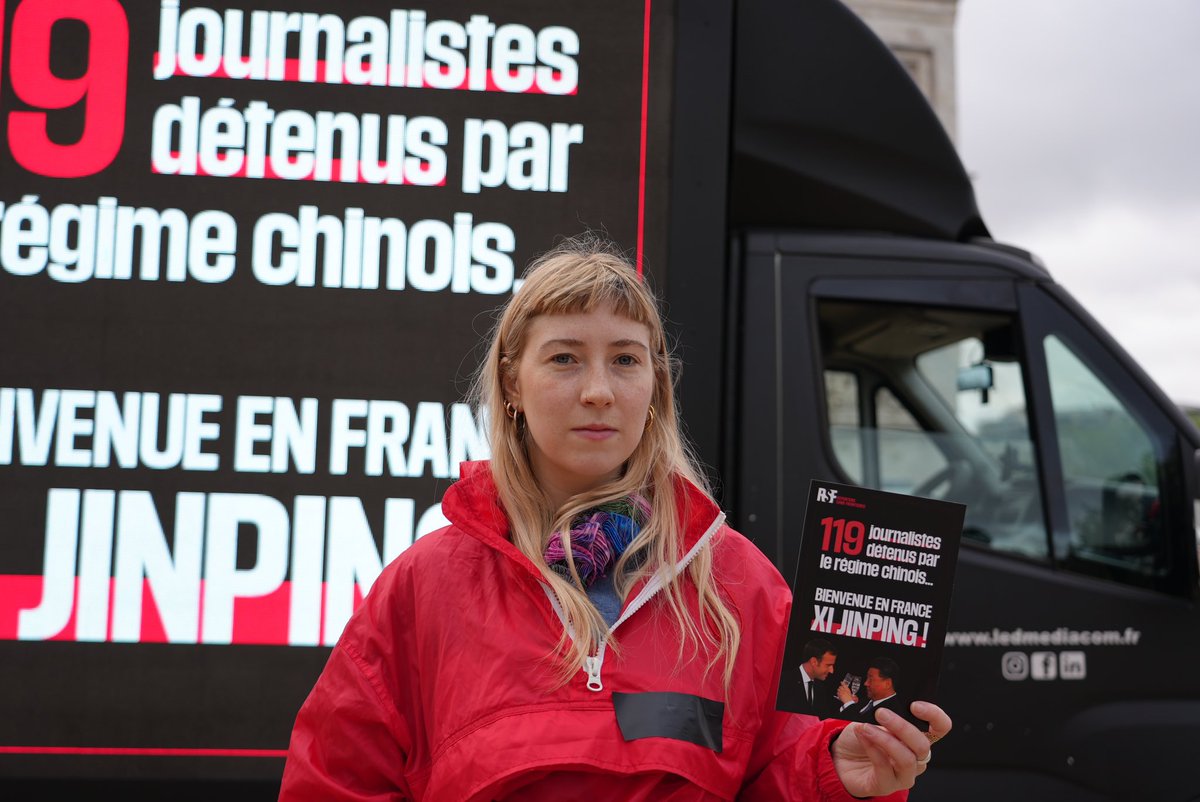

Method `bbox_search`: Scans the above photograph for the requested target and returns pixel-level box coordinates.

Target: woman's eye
[551,353,574,364]
[615,354,637,366]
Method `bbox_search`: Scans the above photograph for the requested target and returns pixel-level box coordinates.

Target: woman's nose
[580,366,615,406]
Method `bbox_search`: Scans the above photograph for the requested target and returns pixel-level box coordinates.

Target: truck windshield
[819,300,1049,561]
[817,296,1181,593]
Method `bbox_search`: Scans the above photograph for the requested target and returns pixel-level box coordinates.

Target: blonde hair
[472,233,740,689]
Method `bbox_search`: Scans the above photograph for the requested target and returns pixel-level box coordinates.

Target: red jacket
[279,461,902,801]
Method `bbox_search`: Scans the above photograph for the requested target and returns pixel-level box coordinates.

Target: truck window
[818,300,1049,561]
[826,372,950,492]
[1044,335,1169,580]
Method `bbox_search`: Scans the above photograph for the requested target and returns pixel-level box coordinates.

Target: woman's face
[505,305,655,509]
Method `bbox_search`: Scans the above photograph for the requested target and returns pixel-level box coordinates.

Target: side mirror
[957,363,994,404]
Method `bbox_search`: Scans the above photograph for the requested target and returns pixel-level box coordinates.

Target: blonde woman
[279,235,950,801]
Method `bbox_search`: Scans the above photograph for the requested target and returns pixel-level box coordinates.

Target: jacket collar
[442,460,723,577]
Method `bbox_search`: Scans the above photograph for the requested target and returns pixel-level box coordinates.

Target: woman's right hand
[830,702,952,798]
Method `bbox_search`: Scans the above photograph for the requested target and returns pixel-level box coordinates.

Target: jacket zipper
[541,511,726,692]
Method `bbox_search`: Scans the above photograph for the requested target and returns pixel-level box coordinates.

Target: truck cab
[660,1,1200,798]
[729,231,1200,800]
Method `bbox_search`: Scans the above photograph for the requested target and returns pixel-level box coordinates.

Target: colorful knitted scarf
[543,495,651,588]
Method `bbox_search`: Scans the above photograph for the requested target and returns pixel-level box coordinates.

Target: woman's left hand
[830,701,952,797]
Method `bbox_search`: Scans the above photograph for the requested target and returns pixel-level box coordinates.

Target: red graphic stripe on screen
[635,0,652,275]
[151,53,575,94]
[0,574,361,645]
[0,0,5,111]
[151,155,446,184]
[0,746,286,758]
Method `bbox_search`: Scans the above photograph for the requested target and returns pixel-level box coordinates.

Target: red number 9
[7,0,129,177]
[843,520,865,555]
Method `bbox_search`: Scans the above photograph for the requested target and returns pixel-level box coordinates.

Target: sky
[955,0,1200,408]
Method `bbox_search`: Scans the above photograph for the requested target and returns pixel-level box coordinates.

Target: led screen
[0,0,670,780]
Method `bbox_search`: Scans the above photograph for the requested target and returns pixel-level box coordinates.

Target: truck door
[733,234,1200,801]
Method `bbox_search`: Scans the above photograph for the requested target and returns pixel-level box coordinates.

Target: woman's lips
[573,425,617,440]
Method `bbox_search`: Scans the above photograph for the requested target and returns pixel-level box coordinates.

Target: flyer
[776,480,964,728]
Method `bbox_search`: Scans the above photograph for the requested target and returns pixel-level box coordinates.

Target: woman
[278,235,950,801]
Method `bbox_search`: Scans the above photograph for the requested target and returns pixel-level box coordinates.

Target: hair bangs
[525,255,655,328]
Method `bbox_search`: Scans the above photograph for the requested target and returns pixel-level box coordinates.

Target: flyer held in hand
[777,480,964,727]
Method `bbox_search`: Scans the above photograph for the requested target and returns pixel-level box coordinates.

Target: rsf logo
[817,487,839,503]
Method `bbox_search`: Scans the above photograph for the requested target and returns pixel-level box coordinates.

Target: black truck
[1,0,1197,799]
[665,2,1200,800]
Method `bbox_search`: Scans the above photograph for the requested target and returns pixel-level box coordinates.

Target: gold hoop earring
[504,401,518,420]
[645,405,655,431]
